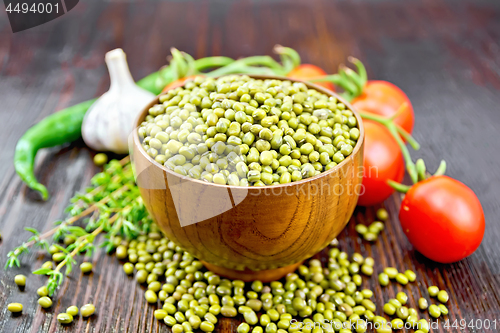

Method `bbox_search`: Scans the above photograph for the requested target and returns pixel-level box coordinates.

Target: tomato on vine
[310,57,415,136]
[351,80,414,134]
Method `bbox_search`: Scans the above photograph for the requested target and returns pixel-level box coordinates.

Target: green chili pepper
[14,99,95,200]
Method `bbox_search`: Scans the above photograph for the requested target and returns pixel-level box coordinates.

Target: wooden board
[0,0,499,332]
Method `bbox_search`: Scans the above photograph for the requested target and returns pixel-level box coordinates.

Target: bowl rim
[133,74,364,190]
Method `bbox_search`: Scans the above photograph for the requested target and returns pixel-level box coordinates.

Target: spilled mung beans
[105,225,446,333]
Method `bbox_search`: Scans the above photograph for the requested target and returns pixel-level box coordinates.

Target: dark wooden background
[1,0,499,332]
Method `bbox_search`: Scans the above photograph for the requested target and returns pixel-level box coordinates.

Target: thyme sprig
[6,228,49,268]
[34,211,122,296]
[4,157,152,297]
[5,184,132,269]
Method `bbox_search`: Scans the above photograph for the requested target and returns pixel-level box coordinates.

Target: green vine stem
[147,47,308,92]
[274,45,301,74]
[308,74,355,100]
[138,47,300,95]
[243,56,285,74]
[308,72,358,101]
[206,56,286,77]
[308,74,343,85]
[342,66,363,96]
[336,58,367,102]
[308,57,368,102]
[157,51,288,88]
[156,64,176,86]
[388,159,447,193]
[359,107,448,193]
[146,54,235,92]
[194,56,235,72]
[182,51,197,76]
[416,159,427,181]
[207,64,276,77]
[340,67,360,99]
[434,160,447,176]
[170,48,189,80]
[357,106,419,184]
[387,180,412,193]
[347,57,367,89]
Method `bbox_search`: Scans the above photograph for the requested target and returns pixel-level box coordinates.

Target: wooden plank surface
[1,0,499,332]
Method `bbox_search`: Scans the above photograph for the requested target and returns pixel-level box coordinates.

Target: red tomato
[288,64,335,91]
[357,121,405,206]
[399,176,485,263]
[352,81,414,135]
[162,75,201,93]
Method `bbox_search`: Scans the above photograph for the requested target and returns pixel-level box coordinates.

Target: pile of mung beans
[7,220,451,331]
[138,75,360,186]
[6,203,451,332]
[108,223,446,333]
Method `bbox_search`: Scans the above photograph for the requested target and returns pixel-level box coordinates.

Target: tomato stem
[308,75,350,99]
[357,110,419,184]
[338,67,359,98]
[206,56,285,77]
[171,48,188,80]
[387,180,411,193]
[389,102,408,121]
[308,74,343,83]
[416,159,427,181]
[434,160,447,176]
[274,49,294,74]
[205,64,276,77]
[348,57,367,88]
[194,57,235,71]
[274,45,301,72]
[342,66,363,96]
[309,67,363,102]
[321,57,367,101]
[396,125,420,150]
[182,52,197,76]
[241,56,285,74]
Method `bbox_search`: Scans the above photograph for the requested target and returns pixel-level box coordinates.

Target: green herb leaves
[4,157,153,298]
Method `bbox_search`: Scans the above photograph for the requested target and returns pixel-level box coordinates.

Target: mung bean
[14,274,26,287]
[7,303,23,313]
[57,313,73,324]
[418,298,428,310]
[428,286,439,297]
[437,290,449,303]
[38,296,53,308]
[81,304,96,317]
[429,304,441,318]
[67,306,79,316]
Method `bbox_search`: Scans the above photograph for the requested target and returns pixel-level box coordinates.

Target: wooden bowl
[131,75,364,281]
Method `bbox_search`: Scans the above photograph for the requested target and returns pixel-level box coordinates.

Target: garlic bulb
[82,48,155,153]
